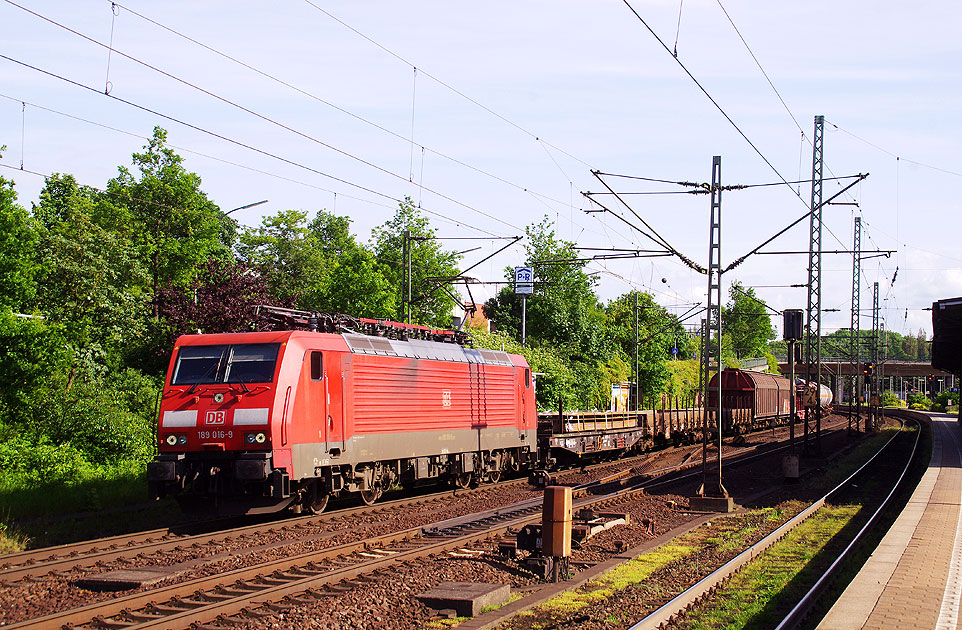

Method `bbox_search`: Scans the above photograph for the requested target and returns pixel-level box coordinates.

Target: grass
[672,416,925,629]
[675,504,860,629]
[0,520,30,553]
[498,518,775,629]
[0,461,187,549]
[0,461,147,519]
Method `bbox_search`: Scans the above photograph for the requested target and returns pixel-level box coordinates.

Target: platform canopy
[931,297,962,375]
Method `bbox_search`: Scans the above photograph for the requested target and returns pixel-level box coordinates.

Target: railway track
[4,403,845,583]
[0,443,690,585]
[0,479,532,584]
[3,418,855,630]
[624,410,921,630]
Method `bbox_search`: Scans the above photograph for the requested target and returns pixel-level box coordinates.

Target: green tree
[310,246,395,318]
[371,197,461,327]
[237,209,326,304]
[0,169,39,312]
[902,333,919,361]
[32,174,149,383]
[106,127,234,311]
[604,291,691,405]
[0,310,72,429]
[309,210,356,261]
[485,217,607,358]
[722,281,775,360]
[916,329,929,361]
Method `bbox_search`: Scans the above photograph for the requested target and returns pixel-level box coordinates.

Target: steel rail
[626,411,918,630]
[0,416,791,583]
[5,421,840,630]
[0,474,538,583]
[3,401,842,576]
[774,411,923,629]
[2,410,848,587]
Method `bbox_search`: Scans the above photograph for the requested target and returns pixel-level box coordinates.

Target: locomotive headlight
[166,434,177,446]
[177,434,187,446]
[245,432,267,445]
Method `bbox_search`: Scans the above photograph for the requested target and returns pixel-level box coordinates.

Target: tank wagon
[796,379,834,410]
[147,315,537,515]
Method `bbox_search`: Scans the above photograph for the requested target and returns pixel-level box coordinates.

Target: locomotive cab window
[310,351,323,380]
[525,368,530,388]
[172,343,281,385]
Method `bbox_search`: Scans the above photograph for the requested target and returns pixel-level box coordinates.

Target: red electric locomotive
[147,317,537,515]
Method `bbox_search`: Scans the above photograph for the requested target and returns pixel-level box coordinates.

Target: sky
[1,0,960,343]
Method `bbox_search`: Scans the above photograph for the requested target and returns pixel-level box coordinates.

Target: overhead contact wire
[2,0,521,233]
[0,54,505,238]
[714,0,806,139]
[0,91,387,208]
[111,2,575,209]
[300,0,593,170]
[620,0,804,205]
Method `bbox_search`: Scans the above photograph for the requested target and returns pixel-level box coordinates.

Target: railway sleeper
[211,614,246,626]
[257,576,292,587]
[214,585,259,597]
[119,610,165,623]
[170,595,209,609]
[90,616,133,630]
[196,591,236,602]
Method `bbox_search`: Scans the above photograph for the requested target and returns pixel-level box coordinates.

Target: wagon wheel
[307,486,330,515]
[454,473,473,489]
[359,486,382,506]
[487,470,501,484]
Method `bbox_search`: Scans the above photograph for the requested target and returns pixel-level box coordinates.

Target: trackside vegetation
[0,132,927,550]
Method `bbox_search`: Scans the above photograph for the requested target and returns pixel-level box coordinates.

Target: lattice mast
[804,115,825,448]
[850,216,861,429]
[699,156,728,498]
[872,281,880,429]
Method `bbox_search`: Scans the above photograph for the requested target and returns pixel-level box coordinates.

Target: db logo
[441,390,452,408]
[205,410,226,425]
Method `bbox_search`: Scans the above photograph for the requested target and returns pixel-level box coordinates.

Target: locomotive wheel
[308,488,330,515]
[455,473,473,489]
[487,470,501,484]
[360,487,382,506]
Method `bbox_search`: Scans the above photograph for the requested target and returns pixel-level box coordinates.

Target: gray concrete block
[417,581,510,617]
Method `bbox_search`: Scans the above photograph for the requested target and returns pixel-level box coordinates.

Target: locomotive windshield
[171,343,281,385]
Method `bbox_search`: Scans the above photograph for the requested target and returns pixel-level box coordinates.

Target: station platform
[819,412,962,630]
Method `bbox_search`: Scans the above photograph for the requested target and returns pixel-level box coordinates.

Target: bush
[881,390,903,408]
[0,310,73,426]
[34,372,159,465]
[906,393,932,411]
[932,391,959,413]
[0,435,92,484]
